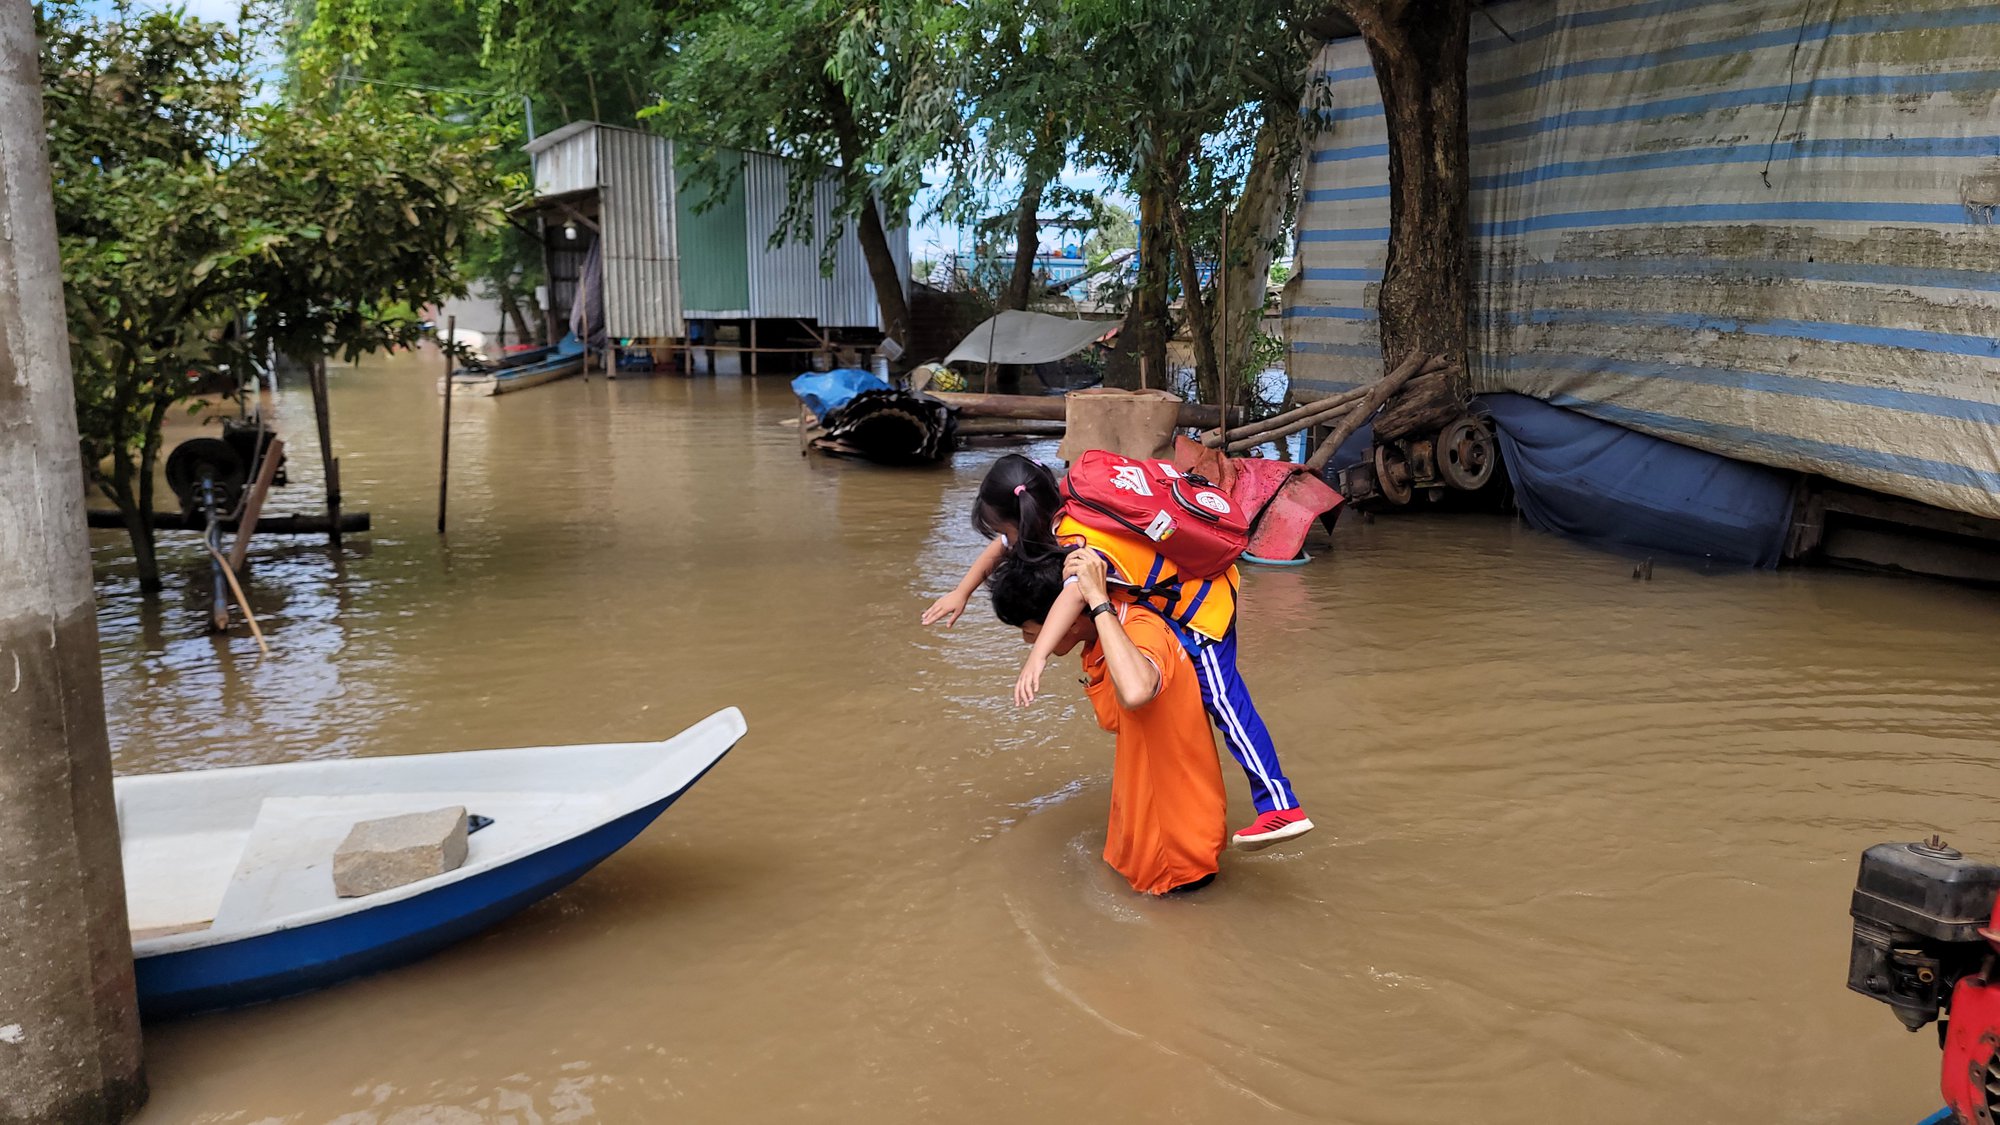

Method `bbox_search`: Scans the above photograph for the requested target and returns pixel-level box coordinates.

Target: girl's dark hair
[988,551,1069,628]
[974,454,1064,563]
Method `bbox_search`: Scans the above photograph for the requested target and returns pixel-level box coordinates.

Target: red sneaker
[1232,808,1314,851]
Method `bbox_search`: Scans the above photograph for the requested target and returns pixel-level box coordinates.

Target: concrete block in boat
[333,806,469,898]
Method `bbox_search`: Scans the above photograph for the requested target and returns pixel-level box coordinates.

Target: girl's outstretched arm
[922,536,1010,627]
[1014,582,1087,707]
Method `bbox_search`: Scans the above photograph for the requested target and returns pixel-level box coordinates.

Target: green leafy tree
[43,0,509,592]
[650,0,920,346]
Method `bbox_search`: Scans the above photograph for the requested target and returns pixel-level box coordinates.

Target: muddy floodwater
[98,349,2000,1124]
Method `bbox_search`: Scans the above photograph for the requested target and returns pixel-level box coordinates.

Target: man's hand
[922,589,970,627]
[1063,549,1111,606]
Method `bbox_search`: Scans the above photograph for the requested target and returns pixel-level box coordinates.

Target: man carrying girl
[924,454,1312,851]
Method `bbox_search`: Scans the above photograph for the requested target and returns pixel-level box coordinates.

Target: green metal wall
[674,147,750,316]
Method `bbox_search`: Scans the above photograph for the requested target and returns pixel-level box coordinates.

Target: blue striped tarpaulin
[1287,0,2000,519]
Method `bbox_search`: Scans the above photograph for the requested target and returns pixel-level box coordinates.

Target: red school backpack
[1058,450,1250,580]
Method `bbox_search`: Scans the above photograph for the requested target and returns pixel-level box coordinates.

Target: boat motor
[1849,838,2000,1123]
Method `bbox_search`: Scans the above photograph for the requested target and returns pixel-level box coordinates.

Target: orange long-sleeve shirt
[1081,605,1226,895]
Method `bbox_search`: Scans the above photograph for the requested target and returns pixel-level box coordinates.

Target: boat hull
[134,766,712,1019]
[438,356,584,397]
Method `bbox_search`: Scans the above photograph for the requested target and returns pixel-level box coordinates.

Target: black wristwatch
[1088,601,1115,618]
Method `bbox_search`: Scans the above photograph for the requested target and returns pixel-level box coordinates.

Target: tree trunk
[1165,191,1220,402]
[1001,170,1048,311]
[1220,110,1305,398]
[500,289,533,344]
[853,192,911,351]
[133,396,168,594]
[1330,0,1472,388]
[1108,180,1173,389]
[0,4,149,1113]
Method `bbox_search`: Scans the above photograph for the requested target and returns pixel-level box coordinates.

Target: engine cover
[1850,841,2000,1030]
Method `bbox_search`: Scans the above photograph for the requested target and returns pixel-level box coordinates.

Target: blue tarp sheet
[1480,393,1795,568]
[792,369,890,422]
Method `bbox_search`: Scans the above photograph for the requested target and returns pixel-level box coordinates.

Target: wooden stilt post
[749,319,759,375]
[308,355,342,547]
[438,315,454,535]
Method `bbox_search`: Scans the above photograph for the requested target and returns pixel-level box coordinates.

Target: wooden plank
[226,436,285,574]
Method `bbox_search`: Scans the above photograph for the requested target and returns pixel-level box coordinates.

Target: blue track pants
[1173,625,1297,813]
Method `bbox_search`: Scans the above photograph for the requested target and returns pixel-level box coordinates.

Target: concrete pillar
[0,2,149,1122]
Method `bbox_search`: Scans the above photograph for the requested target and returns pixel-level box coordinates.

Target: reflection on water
[105,349,2000,1123]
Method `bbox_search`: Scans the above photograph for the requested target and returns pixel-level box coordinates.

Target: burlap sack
[1059,388,1184,462]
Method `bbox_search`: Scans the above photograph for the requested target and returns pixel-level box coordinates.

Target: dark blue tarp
[1480,393,1795,568]
[792,369,891,422]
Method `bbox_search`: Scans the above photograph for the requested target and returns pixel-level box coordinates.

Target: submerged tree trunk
[1109,180,1173,389]
[1165,192,1220,403]
[1220,110,1306,401]
[1001,170,1048,311]
[1326,0,1472,387]
[500,289,533,344]
[854,192,912,350]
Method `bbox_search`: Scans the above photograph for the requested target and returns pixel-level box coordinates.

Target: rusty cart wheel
[1436,416,1496,492]
[1374,442,1414,506]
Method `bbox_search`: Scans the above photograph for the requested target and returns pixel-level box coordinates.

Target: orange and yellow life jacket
[1055,513,1238,642]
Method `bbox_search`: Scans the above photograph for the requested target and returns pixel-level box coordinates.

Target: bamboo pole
[1203,383,1371,448]
[1304,350,1435,473]
[438,315,454,535]
[201,537,270,656]
[227,435,285,574]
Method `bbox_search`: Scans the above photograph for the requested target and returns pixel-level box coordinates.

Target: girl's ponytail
[973,454,1065,561]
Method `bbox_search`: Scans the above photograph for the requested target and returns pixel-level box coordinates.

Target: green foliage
[42,0,508,591]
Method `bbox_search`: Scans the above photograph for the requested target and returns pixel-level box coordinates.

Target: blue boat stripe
[1511,307,2000,360]
[1470,136,2000,193]
[1304,184,1392,202]
[1543,394,2000,494]
[1468,7,2000,101]
[1299,227,1393,242]
[1470,70,2000,146]
[1282,305,1377,320]
[1301,267,1385,282]
[1502,352,2000,425]
[1309,143,1389,164]
[1515,257,2000,293]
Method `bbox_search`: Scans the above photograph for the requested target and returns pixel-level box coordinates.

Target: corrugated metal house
[524,122,909,349]
[1289,0,2000,522]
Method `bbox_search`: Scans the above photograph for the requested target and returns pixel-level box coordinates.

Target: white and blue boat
[120,707,746,1019]
[440,334,587,396]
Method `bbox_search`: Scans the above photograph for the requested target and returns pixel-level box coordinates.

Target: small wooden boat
[121,707,747,1019]
[439,335,586,396]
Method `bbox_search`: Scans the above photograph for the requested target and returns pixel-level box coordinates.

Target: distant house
[521,121,910,363]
